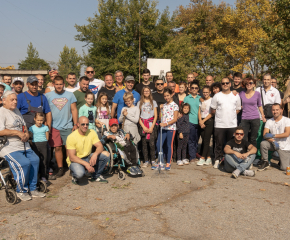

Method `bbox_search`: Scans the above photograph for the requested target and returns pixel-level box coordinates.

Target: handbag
[260,88,273,119]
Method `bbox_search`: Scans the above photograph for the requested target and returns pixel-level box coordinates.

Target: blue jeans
[224,154,255,173]
[157,129,176,164]
[188,123,199,160]
[70,153,109,179]
[4,149,40,193]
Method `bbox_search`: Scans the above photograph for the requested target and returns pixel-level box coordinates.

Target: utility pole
[139,10,144,83]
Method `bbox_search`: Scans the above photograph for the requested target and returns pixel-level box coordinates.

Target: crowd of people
[0,67,290,202]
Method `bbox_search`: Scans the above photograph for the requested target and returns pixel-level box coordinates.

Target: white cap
[12,77,24,84]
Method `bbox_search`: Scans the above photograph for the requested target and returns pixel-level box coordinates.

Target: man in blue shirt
[45,76,78,178]
[17,76,52,131]
[111,76,140,120]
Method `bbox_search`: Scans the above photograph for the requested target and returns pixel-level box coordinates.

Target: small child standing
[176,103,190,166]
[79,92,97,131]
[29,113,49,182]
[118,92,140,144]
[96,92,111,131]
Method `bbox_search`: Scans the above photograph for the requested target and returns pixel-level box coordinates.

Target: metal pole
[139,10,143,83]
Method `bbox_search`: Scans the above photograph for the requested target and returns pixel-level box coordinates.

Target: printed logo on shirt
[89,85,100,96]
[233,147,243,153]
[99,110,109,119]
[88,110,94,123]
[52,98,68,111]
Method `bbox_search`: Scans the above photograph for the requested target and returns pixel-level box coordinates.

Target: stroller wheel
[118,171,126,180]
[37,180,47,193]
[5,189,17,204]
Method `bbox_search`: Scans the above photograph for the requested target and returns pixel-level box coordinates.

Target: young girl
[29,113,49,182]
[176,103,190,166]
[96,92,111,131]
[178,82,188,106]
[153,88,179,171]
[119,92,140,144]
[78,92,97,131]
[137,86,158,167]
[197,86,214,166]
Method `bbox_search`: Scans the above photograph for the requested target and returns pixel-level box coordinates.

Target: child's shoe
[142,161,149,168]
[165,164,171,171]
[182,159,190,165]
[177,160,184,166]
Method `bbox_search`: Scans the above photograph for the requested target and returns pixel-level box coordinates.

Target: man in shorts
[45,76,78,178]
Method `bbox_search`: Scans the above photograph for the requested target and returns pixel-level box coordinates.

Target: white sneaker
[17,192,32,201]
[242,170,255,177]
[232,169,241,179]
[205,158,212,166]
[197,158,206,166]
[213,160,220,169]
[177,160,184,166]
[182,159,190,165]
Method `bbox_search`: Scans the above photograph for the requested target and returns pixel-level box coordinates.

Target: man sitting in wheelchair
[100,118,142,175]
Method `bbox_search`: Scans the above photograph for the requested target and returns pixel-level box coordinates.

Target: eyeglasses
[235,133,244,136]
[86,71,94,74]
[246,82,254,85]
[156,83,164,86]
[81,123,89,126]
[191,87,199,90]
[221,82,230,85]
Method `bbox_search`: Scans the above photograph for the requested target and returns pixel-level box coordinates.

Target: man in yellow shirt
[66,116,110,184]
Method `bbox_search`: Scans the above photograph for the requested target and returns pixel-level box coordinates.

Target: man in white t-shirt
[255,73,281,165]
[77,67,105,99]
[260,104,290,171]
[210,77,241,168]
[65,72,79,93]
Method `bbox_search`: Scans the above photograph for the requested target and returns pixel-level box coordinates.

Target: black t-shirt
[173,93,179,106]
[135,82,156,94]
[97,87,116,106]
[153,91,166,118]
[230,86,246,93]
[226,139,251,154]
[38,88,45,94]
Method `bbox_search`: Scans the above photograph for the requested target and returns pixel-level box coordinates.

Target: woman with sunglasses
[239,78,266,147]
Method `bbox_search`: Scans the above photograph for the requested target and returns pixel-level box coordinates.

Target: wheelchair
[0,136,47,204]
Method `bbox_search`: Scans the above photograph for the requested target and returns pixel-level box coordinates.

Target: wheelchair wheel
[37,180,47,193]
[105,144,114,175]
[118,171,126,180]
[5,189,17,204]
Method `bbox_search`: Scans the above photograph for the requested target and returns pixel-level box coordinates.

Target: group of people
[1,67,290,202]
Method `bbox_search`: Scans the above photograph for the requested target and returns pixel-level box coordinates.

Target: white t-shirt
[199,98,212,119]
[256,86,281,119]
[210,92,241,128]
[0,107,30,157]
[65,86,79,93]
[265,116,290,151]
[161,101,179,130]
[77,78,105,99]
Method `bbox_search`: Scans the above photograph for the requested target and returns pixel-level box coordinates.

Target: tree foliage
[57,45,82,79]
[75,0,174,79]
[18,42,50,70]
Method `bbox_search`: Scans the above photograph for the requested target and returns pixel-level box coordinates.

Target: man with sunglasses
[210,77,241,168]
[255,73,281,170]
[260,104,290,172]
[78,66,105,99]
[224,127,257,178]
[66,116,110,184]
[184,80,201,162]
[111,76,140,120]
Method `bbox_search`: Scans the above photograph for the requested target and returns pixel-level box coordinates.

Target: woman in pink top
[240,78,266,146]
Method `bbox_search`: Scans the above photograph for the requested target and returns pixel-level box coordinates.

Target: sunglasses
[235,133,244,136]
[221,82,230,85]
[246,82,254,85]
[86,71,94,74]
[156,83,164,86]
[191,87,199,90]
[81,123,89,126]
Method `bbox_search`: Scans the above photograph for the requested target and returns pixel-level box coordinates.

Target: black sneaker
[258,161,270,171]
[89,177,108,183]
[48,174,56,180]
[55,168,64,178]
[72,177,79,185]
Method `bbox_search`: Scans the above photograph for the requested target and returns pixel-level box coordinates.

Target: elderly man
[12,77,24,95]
[0,91,45,201]
[260,104,290,171]
[111,76,140,120]
[66,116,110,184]
[114,70,126,92]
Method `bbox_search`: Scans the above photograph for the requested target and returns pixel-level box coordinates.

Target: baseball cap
[27,75,38,84]
[12,77,24,84]
[125,76,135,82]
[109,118,119,126]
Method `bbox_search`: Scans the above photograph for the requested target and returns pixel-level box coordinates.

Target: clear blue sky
[0,0,235,69]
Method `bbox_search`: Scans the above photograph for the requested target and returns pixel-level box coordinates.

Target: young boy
[101,118,142,175]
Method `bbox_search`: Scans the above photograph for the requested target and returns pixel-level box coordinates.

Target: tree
[57,45,82,79]
[75,0,174,79]
[18,43,50,70]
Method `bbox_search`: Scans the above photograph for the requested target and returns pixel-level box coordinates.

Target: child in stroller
[100,119,142,176]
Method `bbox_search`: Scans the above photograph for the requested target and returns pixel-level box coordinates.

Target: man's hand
[125,133,130,140]
[179,132,183,139]
[235,152,243,159]
[85,162,95,173]
[108,135,116,140]
[18,131,28,142]
[240,153,249,159]
[72,125,78,131]
[123,109,128,116]
[89,154,98,167]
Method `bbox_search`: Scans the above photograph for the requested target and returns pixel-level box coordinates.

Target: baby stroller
[100,126,144,180]
[0,136,47,204]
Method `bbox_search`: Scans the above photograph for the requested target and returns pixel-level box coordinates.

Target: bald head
[78,116,89,124]
[85,66,95,81]
[205,75,214,86]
